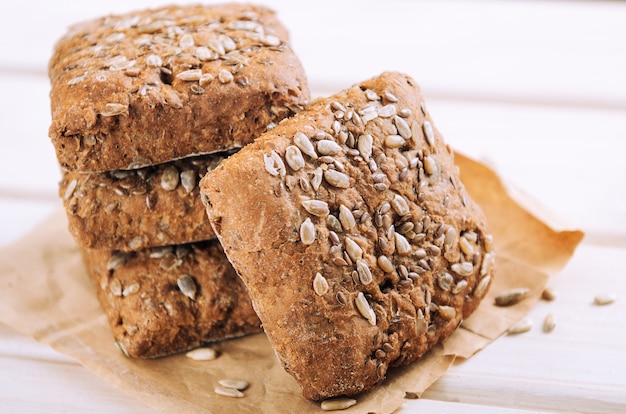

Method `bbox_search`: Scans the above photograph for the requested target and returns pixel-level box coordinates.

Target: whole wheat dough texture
[82,240,262,359]
[60,152,231,251]
[48,3,310,172]
[200,72,496,400]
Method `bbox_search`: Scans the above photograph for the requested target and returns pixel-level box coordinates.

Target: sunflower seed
[327,215,342,233]
[263,151,286,177]
[218,68,234,83]
[474,275,491,298]
[285,145,305,171]
[199,73,214,86]
[507,318,532,335]
[495,288,529,307]
[311,167,323,191]
[260,34,281,46]
[218,379,249,391]
[483,233,494,252]
[594,293,617,306]
[365,89,379,101]
[391,194,410,216]
[452,279,468,294]
[114,340,129,357]
[300,218,316,245]
[218,34,236,52]
[541,287,558,301]
[185,347,218,361]
[301,199,329,217]
[480,252,495,276]
[338,204,356,231]
[313,273,329,296]
[177,274,197,300]
[423,155,437,175]
[357,134,373,161]
[393,232,411,255]
[294,131,318,159]
[378,104,397,118]
[355,292,376,325]
[394,116,412,140]
[180,170,196,193]
[317,140,342,155]
[438,305,456,321]
[459,235,475,256]
[109,279,122,296]
[356,260,373,285]
[160,166,179,191]
[146,54,163,67]
[543,313,556,333]
[377,255,395,273]
[101,103,128,117]
[451,262,474,277]
[214,386,244,398]
[176,69,202,81]
[323,170,350,188]
[194,46,214,61]
[423,121,435,146]
[437,273,454,291]
[179,33,195,48]
[384,134,405,148]
[321,398,357,411]
[398,222,414,235]
[122,283,139,296]
[344,237,363,261]
[107,251,128,271]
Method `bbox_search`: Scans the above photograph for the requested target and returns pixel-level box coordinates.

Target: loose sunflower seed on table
[494,287,530,307]
[507,318,533,335]
[214,386,244,398]
[320,398,357,411]
[543,313,556,333]
[185,347,218,361]
[593,293,617,306]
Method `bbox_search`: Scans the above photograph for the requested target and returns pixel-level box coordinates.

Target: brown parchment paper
[0,153,584,414]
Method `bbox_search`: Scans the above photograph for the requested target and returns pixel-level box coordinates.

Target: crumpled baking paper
[0,153,584,413]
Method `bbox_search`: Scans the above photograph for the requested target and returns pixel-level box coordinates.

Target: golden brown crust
[48,3,309,172]
[82,240,262,359]
[200,72,496,400]
[60,152,230,251]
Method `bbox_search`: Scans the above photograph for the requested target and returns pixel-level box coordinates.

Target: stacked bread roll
[48,4,310,358]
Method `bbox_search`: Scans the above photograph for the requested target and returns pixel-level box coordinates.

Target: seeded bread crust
[82,240,262,359]
[48,3,309,172]
[200,72,496,400]
[60,152,231,251]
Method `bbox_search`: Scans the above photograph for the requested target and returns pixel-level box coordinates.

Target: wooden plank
[0,0,625,107]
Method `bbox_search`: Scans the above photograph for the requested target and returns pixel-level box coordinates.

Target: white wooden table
[1,0,625,412]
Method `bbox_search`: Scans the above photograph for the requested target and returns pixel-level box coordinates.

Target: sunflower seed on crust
[355,292,376,325]
[313,273,329,296]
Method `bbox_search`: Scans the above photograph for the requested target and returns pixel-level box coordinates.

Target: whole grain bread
[48,3,309,172]
[200,72,496,400]
[82,240,262,359]
[60,152,230,251]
